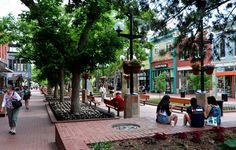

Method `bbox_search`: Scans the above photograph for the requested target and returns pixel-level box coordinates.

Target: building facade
[212,28,236,98]
[0,44,12,91]
[7,44,31,88]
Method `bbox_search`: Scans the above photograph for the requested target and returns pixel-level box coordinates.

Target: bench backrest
[104,98,124,111]
[140,94,150,100]
[170,97,191,105]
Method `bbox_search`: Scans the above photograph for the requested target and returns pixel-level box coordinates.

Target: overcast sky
[0,0,28,17]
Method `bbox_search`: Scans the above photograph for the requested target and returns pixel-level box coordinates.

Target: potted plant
[191,63,200,75]
[204,64,215,75]
[129,59,142,73]
[122,61,130,74]
[123,59,142,74]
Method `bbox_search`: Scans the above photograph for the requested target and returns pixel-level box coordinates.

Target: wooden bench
[170,97,191,112]
[104,98,124,116]
[139,94,150,105]
[87,95,100,107]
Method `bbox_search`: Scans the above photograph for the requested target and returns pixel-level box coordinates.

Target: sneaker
[11,131,16,135]
[8,131,12,134]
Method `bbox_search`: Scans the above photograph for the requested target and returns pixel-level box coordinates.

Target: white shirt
[2,91,22,108]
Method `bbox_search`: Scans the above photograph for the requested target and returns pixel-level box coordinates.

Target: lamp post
[114,8,142,118]
[195,19,213,93]
[114,8,142,94]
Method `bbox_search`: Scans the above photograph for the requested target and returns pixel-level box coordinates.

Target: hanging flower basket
[123,60,142,74]
[82,72,90,79]
[191,63,200,75]
[204,65,215,75]
[123,61,130,74]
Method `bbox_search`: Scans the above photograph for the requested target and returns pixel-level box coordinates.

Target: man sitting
[184,97,206,127]
[113,91,124,111]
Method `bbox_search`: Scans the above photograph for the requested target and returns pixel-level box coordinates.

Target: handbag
[11,92,22,109]
[206,116,218,126]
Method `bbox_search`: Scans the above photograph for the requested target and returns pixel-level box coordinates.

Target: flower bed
[49,101,115,121]
[90,127,236,150]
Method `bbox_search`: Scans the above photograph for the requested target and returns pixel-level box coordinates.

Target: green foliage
[188,73,212,91]
[148,98,161,104]
[91,141,113,150]
[154,72,166,93]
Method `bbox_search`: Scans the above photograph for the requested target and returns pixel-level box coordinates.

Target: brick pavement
[56,116,236,150]
[0,90,56,150]
[55,94,236,150]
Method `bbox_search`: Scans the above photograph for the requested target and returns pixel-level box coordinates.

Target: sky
[0,0,28,17]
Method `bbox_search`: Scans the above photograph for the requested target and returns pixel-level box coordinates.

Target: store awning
[0,66,13,73]
[216,72,236,76]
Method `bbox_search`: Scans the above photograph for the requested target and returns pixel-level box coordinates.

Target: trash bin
[222,93,228,102]
[180,91,185,98]
[216,100,223,116]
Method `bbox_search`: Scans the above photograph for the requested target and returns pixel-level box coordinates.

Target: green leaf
[224,139,236,148]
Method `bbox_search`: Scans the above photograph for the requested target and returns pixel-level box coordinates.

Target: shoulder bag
[11,92,22,109]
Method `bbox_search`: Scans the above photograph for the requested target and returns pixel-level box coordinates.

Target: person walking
[0,85,22,135]
[156,95,178,126]
[23,86,31,110]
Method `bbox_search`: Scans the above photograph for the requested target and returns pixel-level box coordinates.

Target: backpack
[207,105,221,126]
[209,105,221,117]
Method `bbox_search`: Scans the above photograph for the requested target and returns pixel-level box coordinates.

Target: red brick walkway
[0,90,56,150]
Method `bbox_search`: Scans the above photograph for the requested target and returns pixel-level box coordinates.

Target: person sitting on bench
[113,91,124,110]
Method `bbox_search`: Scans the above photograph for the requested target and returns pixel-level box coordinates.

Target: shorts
[157,114,169,124]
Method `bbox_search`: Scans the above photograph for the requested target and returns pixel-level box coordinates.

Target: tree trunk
[54,84,58,98]
[59,67,64,102]
[71,70,81,114]
[47,84,52,95]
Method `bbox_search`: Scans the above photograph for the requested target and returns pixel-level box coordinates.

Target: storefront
[215,66,236,98]
[153,63,174,94]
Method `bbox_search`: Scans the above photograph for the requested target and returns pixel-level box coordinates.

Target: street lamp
[195,21,213,92]
[114,9,142,94]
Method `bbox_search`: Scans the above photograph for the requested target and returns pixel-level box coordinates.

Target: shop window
[234,41,236,56]
[154,45,159,55]
[8,59,13,70]
[219,38,225,58]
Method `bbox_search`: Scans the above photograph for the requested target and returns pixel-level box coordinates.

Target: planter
[133,65,141,73]
[192,69,199,75]
[204,66,214,75]
[123,61,141,74]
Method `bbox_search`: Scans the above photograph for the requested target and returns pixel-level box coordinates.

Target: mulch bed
[90,127,236,150]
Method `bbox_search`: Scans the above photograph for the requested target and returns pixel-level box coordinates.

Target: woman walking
[0,85,22,135]
[23,86,31,110]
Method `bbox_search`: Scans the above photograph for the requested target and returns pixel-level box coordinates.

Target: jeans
[6,107,21,127]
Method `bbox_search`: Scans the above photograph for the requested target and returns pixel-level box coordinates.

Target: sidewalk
[0,90,56,150]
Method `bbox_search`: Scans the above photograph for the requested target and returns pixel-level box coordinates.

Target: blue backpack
[209,105,221,117]
[208,105,221,125]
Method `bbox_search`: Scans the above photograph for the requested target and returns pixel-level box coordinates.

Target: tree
[189,73,212,91]
[19,0,127,114]
[154,72,166,94]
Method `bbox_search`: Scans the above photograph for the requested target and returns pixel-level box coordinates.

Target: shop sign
[155,64,168,69]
